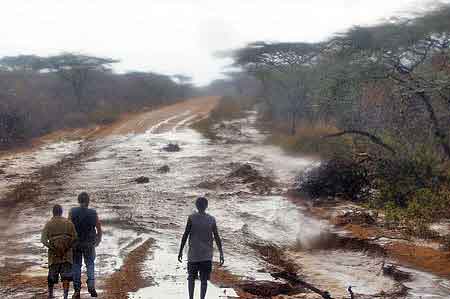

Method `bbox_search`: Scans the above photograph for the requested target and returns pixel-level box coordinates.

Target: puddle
[129,238,234,299]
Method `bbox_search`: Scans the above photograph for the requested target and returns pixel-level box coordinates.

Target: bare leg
[200,280,208,299]
[188,277,195,299]
[62,281,70,299]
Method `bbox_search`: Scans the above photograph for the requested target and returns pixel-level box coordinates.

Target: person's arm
[178,217,192,262]
[212,221,224,266]
[41,223,50,248]
[69,221,78,247]
[68,210,73,222]
[95,213,102,247]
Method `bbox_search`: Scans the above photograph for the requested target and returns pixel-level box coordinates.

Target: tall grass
[267,121,354,159]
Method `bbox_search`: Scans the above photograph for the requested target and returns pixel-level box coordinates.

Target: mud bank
[290,195,450,279]
[104,239,155,298]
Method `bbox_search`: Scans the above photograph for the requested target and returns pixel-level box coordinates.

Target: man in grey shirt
[178,197,224,299]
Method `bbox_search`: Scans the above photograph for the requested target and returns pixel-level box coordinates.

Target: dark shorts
[48,262,73,285]
[187,261,212,281]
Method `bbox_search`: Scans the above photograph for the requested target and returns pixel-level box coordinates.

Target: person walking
[41,204,78,299]
[178,197,224,299]
[69,192,102,298]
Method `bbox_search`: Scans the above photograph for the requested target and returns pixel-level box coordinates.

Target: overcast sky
[0,0,443,85]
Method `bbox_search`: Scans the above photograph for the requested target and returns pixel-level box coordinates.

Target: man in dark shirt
[69,192,102,299]
[178,197,224,299]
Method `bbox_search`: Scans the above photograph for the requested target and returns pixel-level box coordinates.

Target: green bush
[372,152,450,233]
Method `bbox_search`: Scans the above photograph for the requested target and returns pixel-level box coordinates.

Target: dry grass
[267,122,353,159]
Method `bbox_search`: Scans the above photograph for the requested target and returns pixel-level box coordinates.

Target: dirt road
[0,96,221,298]
[105,97,219,136]
[0,96,449,299]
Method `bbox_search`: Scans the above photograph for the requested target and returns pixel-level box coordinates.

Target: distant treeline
[0,53,195,148]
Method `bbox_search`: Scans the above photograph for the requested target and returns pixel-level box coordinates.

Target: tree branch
[323,130,396,154]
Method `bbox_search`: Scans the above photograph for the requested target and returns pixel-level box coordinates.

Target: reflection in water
[129,239,236,299]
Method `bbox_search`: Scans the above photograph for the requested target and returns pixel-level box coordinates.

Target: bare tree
[41,54,119,109]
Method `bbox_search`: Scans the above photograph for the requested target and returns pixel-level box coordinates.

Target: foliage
[0,109,28,148]
[298,158,370,201]
[0,54,195,148]
[223,4,450,226]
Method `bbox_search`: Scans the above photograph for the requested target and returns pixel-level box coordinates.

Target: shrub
[0,110,28,148]
[371,153,450,232]
[298,158,370,201]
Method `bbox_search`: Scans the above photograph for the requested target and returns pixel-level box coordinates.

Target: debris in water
[162,143,181,152]
[198,163,277,195]
[237,280,304,297]
[157,165,170,173]
[134,176,150,184]
[382,264,412,282]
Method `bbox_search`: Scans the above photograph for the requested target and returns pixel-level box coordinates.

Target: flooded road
[0,101,449,298]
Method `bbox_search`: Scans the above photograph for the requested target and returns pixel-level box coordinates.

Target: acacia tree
[330,5,450,159]
[224,4,450,161]
[41,54,119,110]
[1,53,119,110]
[0,55,44,72]
[232,42,320,134]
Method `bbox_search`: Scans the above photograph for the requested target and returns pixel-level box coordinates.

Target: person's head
[195,197,208,213]
[78,192,90,208]
[52,204,63,217]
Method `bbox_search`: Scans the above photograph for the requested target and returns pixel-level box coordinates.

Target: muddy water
[0,140,82,192]
[1,112,450,298]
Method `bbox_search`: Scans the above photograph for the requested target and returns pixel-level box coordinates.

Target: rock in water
[228,163,260,181]
[383,264,412,282]
[134,176,150,184]
[157,165,170,173]
[162,143,181,152]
